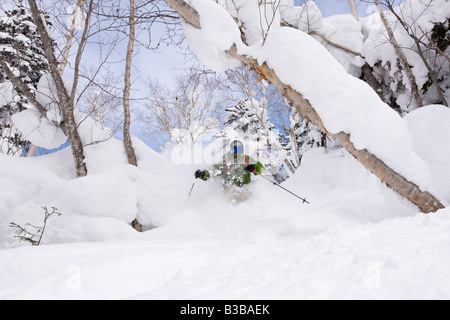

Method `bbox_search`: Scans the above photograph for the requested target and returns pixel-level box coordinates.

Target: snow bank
[256,26,430,189]
[1,129,448,299]
[2,206,450,299]
[404,105,450,204]
[284,148,417,223]
[0,142,448,299]
[0,136,419,250]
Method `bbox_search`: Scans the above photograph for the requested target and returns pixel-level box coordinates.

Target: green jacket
[200,151,264,187]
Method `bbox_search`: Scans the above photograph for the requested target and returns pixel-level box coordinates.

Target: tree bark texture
[123,0,138,167]
[348,0,359,21]
[28,0,88,177]
[163,0,445,213]
[124,0,141,232]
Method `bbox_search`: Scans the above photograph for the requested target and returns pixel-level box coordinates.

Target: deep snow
[1,0,449,300]
[0,106,449,300]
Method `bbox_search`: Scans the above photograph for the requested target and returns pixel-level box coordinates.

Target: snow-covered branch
[163,0,445,213]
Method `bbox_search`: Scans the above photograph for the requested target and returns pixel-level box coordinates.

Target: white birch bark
[28,0,88,177]
[123,0,138,167]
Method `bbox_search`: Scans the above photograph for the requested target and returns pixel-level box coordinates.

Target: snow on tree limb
[0,57,48,118]
[163,0,445,213]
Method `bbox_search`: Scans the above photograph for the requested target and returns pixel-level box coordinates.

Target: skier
[194,140,264,203]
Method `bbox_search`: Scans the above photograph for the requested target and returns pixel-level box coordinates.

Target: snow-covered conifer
[283,109,336,171]
[217,97,283,176]
[0,4,51,156]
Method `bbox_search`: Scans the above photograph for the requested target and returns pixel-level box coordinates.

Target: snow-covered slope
[0,104,449,299]
[2,207,450,300]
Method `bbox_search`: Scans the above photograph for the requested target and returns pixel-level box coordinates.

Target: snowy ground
[0,105,449,300]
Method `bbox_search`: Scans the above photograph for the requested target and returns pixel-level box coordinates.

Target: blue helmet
[230,140,244,155]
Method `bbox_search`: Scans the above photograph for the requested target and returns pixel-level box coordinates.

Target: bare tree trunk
[361,64,383,98]
[26,144,36,157]
[28,0,88,177]
[373,0,424,108]
[385,4,448,107]
[124,0,141,232]
[123,0,138,167]
[419,26,450,65]
[163,0,445,213]
[59,0,85,75]
[345,2,382,98]
[24,0,84,158]
[348,0,359,21]
[412,36,448,106]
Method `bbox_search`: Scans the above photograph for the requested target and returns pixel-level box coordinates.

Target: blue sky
[314,0,377,17]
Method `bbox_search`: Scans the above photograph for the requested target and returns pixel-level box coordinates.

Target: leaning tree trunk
[164,0,445,213]
[28,0,88,177]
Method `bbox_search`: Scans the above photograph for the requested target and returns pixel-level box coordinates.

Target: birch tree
[59,0,85,75]
[348,0,359,21]
[123,0,138,167]
[30,0,90,177]
[0,0,90,177]
[162,0,445,214]
[373,0,424,108]
[140,69,221,146]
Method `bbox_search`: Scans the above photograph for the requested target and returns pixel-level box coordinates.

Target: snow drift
[0,102,449,299]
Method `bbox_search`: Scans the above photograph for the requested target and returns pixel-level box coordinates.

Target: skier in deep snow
[194,140,264,203]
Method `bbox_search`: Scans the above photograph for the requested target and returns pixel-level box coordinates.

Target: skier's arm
[254,161,264,175]
[195,170,210,181]
[245,155,264,175]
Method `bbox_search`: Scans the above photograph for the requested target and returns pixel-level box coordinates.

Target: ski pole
[188,181,196,197]
[253,171,310,204]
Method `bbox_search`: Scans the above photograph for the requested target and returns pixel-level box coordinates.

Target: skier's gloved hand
[195,169,205,179]
[245,164,256,173]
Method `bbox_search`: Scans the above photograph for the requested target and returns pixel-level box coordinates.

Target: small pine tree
[0,4,51,156]
[217,98,283,175]
[284,109,335,169]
